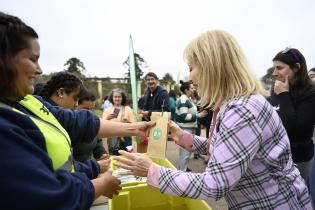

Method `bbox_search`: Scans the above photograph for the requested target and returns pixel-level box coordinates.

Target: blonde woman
[114,30,312,209]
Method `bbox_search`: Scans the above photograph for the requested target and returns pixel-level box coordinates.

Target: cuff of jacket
[147,162,161,189]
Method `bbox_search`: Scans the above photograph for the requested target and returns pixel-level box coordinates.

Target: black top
[142,85,170,121]
[145,87,158,111]
[268,84,315,162]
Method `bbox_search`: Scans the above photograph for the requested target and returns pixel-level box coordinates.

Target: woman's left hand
[113,150,153,177]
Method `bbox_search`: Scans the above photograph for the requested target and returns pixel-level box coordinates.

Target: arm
[42,97,154,143]
[169,121,208,154]
[150,105,262,200]
[74,160,100,179]
[43,100,100,145]
[0,119,95,209]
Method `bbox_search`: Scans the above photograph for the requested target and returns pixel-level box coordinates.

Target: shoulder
[157,86,168,94]
[301,85,315,102]
[178,95,189,103]
[221,94,271,119]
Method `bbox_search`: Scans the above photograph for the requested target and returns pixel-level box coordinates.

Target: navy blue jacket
[142,86,170,117]
[0,96,100,210]
[45,99,106,162]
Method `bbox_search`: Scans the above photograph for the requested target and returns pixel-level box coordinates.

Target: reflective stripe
[0,96,74,172]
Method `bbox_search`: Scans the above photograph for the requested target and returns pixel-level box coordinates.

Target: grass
[93,108,103,118]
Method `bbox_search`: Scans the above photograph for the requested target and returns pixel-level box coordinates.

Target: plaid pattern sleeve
[156,94,312,209]
[176,131,208,153]
[192,134,209,155]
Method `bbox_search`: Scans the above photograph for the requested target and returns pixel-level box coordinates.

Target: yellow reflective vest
[15,95,74,172]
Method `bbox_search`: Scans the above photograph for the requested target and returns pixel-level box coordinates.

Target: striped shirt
[175,94,198,128]
[147,94,312,209]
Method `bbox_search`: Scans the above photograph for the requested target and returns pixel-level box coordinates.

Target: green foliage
[93,108,103,118]
[64,57,86,78]
[261,67,274,94]
[162,73,175,85]
[123,53,148,80]
[261,67,274,85]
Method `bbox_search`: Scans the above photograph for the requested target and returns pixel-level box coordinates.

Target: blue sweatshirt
[0,96,100,210]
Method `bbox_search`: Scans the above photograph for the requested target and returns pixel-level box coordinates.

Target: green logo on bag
[153,128,162,140]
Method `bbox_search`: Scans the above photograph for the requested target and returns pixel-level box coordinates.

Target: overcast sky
[1,0,314,81]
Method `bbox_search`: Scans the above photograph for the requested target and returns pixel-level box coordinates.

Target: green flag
[129,35,138,114]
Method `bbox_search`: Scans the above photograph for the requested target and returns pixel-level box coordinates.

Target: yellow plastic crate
[109,157,211,210]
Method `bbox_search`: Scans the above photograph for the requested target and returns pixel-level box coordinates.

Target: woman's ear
[57,88,65,98]
[294,63,301,72]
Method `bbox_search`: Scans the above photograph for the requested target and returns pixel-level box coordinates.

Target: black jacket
[268,84,315,162]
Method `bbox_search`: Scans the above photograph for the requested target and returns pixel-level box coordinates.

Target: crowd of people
[1,11,315,210]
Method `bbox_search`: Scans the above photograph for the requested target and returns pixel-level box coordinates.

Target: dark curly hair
[0,12,38,98]
[37,72,85,100]
[108,88,127,106]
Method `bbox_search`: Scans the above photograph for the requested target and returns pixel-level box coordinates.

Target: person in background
[308,67,315,208]
[102,95,112,110]
[309,68,315,85]
[75,90,108,162]
[33,82,45,95]
[36,71,85,109]
[37,72,108,163]
[175,80,207,171]
[38,73,110,167]
[140,72,169,121]
[103,88,134,155]
[268,48,315,181]
[0,12,153,210]
[168,90,177,121]
[114,30,312,209]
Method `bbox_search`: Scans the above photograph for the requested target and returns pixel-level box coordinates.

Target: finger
[118,150,136,159]
[117,170,134,176]
[147,121,156,127]
[169,121,177,127]
[113,160,133,170]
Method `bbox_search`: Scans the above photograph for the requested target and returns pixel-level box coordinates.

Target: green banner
[129,35,138,114]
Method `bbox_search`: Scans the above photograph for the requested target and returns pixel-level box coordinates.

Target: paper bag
[147,112,171,159]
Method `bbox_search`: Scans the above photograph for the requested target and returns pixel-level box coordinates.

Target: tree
[162,73,175,85]
[123,53,149,80]
[261,67,274,85]
[64,57,86,78]
[261,67,274,93]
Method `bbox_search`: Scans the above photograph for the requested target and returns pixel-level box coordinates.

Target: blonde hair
[184,30,267,110]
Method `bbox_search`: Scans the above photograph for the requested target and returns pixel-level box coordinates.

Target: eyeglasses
[281,47,300,63]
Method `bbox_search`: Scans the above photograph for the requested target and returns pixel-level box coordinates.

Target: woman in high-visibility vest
[0,12,153,210]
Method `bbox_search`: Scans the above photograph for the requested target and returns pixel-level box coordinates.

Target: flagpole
[129,35,138,114]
